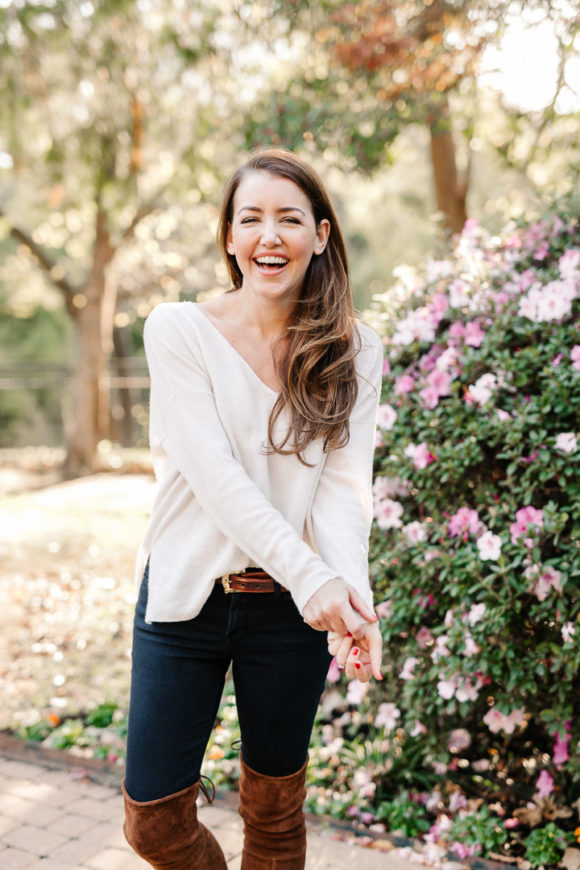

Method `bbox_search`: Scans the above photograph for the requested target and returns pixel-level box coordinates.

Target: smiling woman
[121,148,384,870]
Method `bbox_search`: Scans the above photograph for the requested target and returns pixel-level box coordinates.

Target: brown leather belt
[216,568,284,594]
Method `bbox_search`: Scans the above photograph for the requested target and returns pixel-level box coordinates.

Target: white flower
[374,498,404,530]
[437,676,456,700]
[562,622,576,643]
[403,521,427,544]
[431,635,451,662]
[555,432,577,454]
[375,702,401,732]
[477,531,502,561]
[463,631,480,657]
[468,372,497,406]
[346,680,369,705]
[467,603,486,626]
[376,404,398,430]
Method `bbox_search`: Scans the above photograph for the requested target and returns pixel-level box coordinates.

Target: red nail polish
[347,632,352,638]
[352,648,359,656]
[355,663,361,669]
[379,671,384,680]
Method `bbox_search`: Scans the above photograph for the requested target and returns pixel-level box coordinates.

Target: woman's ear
[226,224,235,255]
[314,219,331,255]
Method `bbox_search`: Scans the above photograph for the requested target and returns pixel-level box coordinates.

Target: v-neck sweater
[137,301,383,623]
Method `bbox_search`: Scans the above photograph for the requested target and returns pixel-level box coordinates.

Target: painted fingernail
[379,671,384,680]
[352,648,359,656]
[347,632,352,638]
[355,663,361,670]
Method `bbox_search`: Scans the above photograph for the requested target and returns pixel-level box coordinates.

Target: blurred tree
[245,0,579,234]
[0,0,242,476]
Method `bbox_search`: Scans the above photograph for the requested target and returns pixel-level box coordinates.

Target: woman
[122,148,384,870]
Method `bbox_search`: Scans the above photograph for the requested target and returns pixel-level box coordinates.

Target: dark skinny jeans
[124,564,332,801]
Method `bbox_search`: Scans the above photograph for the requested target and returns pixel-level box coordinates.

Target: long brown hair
[217,148,360,460]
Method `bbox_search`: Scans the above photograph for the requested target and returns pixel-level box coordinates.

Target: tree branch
[0,207,78,317]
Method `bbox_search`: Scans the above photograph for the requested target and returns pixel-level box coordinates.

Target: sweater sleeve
[144,304,340,613]
[307,327,383,609]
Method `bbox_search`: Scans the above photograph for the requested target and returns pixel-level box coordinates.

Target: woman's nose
[261,221,281,246]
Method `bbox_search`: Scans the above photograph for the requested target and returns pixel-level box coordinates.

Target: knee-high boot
[238,758,307,870]
[122,779,228,869]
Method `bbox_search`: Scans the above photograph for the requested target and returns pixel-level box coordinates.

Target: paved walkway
[0,753,419,870]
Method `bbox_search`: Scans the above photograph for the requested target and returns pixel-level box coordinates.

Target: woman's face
[226,170,330,306]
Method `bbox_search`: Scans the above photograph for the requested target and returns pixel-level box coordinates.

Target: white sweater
[137,302,383,623]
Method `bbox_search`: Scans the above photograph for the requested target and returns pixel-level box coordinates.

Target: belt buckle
[222,574,233,594]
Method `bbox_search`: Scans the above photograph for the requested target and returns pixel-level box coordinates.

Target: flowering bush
[311,197,580,860]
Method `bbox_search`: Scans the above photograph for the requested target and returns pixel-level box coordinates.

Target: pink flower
[477,531,502,562]
[327,658,341,683]
[536,770,554,800]
[483,707,526,734]
[447,729,471,753]
[455,676,482,703]
[510,506,543,544]
[464,321,485,347]
[553,723,571,769]
[555,432,577,454]
[437,676,456,700]
[559,248,580,281]
[448,321,466,340]
[496,409,512,422]
[504,818,520,830]
[404,441,436,469]
[394,373,415,395]
[410,720,427,737]
[400,657,417,680]
[452,842,480,859]
[426,368,452,396]
[448,507,480,538]
[435,347,459,372]
[551,353,563,367]
[376,404,398,430]
[432,635,451,662]
[463,631,480,657]
[571,345,580,370]
[525,564,562,601]
[419,385,440,409]
[416,626,434,649]
[374,498,404,530]
[375,702,401,732]
[382,357,391,376]
[375,599,393,619]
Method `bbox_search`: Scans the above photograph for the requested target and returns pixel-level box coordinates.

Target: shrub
[309,196,579,859]
[357,195,580,853]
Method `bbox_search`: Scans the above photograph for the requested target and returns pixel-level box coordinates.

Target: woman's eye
[240,217,257,224]
[282,217,300,224]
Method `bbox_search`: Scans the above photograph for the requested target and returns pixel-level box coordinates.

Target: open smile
[253,256,289,274]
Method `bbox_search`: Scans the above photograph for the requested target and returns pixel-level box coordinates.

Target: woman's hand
[302,577,377,637]
[328,622,383,683]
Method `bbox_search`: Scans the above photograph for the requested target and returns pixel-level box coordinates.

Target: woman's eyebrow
[236,205,307,216]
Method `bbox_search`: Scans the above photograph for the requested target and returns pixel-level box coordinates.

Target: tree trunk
[63,210,115,478]
[111,324,134,447]
[428,100,469,237]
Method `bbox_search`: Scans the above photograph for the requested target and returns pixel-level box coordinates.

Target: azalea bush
[308,196,580,862]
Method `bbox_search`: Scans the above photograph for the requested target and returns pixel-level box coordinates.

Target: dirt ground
[0,458,156,730]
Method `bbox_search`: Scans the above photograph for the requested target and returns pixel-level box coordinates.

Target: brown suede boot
[238,758,308,869]
[122,778,227,869]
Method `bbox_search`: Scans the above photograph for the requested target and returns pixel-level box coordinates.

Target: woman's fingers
[348,587,378,624]
[333,633,354,668]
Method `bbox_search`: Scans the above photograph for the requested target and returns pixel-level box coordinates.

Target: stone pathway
[0,753,419,870]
